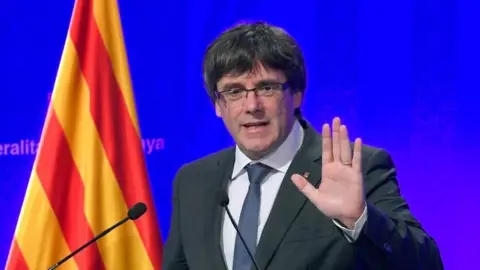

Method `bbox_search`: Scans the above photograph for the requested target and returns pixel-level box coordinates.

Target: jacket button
[383,243,392,253]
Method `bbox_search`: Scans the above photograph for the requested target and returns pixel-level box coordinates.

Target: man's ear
[215,101,222,117]
[293,91,303,109]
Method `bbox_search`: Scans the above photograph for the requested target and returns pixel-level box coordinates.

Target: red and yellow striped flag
[5,0,163,269]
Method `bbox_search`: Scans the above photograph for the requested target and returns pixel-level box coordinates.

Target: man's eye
[261,85,274,91]
[227,89,243,95]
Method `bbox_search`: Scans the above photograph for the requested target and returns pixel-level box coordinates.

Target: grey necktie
[232,163,271,270]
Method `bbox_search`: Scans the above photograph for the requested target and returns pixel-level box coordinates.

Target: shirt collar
[231,120,304,179]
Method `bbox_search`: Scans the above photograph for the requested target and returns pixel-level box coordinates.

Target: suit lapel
[207,148,235,270]
[255,123,323,269]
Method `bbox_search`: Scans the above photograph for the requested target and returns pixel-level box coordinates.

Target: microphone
[48,202,148,270]
[216,190,261,270]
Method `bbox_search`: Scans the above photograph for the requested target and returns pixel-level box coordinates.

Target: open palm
[292,117,365,228]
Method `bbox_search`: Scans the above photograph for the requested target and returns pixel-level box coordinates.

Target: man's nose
[244,90,262,113]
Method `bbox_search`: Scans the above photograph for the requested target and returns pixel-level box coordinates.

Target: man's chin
[238,139,275,159]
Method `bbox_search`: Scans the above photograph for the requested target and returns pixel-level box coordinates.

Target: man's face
[215,64,303,159]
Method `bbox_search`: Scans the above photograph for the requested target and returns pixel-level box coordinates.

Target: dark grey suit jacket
[162,122,444,270]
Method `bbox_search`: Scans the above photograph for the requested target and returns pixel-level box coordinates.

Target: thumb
[291,174,318,200]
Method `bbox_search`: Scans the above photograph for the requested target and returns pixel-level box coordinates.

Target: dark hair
[202,21,307,119]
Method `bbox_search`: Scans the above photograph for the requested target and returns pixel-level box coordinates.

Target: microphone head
[216,189,229,207]
[128,202,147,220]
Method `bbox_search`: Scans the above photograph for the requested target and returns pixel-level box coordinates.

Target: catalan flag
[5,0,163,269]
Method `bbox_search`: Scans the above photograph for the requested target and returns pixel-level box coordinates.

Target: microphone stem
[224,206,260,270]
[48,216,130,270]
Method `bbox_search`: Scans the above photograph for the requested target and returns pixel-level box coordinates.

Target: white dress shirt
[221,120,367,270]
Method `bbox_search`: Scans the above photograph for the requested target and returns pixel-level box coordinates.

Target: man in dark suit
[162,21,444,270]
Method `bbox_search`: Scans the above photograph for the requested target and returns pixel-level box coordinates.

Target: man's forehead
[218,66,286,86]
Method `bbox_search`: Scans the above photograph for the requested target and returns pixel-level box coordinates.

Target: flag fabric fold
[5,0,163,269]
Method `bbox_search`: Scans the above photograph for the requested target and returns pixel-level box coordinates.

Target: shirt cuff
[332,205,368,242]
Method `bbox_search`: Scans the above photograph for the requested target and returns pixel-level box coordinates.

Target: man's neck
[241,121,296,160]
[232,120,304,178]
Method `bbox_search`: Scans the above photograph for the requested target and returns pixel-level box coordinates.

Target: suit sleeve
[162,166,189,270]
[355,149,444,270]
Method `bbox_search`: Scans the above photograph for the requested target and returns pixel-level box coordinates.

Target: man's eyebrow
[220,79,282,89]
[220,82,245,89]
[255,79,283,85]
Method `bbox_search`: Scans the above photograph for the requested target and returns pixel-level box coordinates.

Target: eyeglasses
[216,82,289,102]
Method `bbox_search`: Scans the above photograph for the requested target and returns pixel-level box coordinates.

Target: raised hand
[291,117,365,229]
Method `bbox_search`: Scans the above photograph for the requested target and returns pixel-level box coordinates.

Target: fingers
[340,125,352,165]
[352,138,362,172]
[323,117,360,168]
[332,117,341,161]
[322,123,333,164]
[291,174,318,201]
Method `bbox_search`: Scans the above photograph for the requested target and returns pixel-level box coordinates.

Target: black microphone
[48,202,148,270]
[216,190,261,270]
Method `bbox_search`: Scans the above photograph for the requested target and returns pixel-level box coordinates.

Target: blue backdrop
[1,0,478,268]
